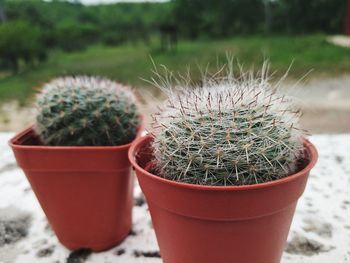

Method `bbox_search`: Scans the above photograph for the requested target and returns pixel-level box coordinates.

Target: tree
[55,21,92,52]
[274,0,346,34]
[346,0,350,35]
[173,0,264,39]
[0,0,6,22]
[0,20,46,73]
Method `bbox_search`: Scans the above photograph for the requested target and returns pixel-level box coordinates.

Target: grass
[1,34,350,103]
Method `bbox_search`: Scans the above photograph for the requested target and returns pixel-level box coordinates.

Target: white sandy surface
[0,133,349,263]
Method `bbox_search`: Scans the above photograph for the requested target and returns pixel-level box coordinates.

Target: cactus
[34,76,140,146]
[151,63,306,186]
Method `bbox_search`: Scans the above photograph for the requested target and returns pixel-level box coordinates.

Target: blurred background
[0,0,349,133]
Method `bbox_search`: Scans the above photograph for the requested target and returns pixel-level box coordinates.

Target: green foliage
[55,21,96,52]
[0,20,46,72]
[3,0,170,50]
[172,0,346,38]
[1,35,350,103]
[151,63,305,186]
[35,76,140,146]
[272,0,346,34]
[0,0,346,74]
[173,0,264,38]
[0,0,346,51]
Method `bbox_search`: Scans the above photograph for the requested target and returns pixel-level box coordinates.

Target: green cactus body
[35,76,140,146]
[152,69,305,186]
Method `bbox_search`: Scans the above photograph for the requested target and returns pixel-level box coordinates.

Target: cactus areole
[9,76,142,251]
[128,64,318,263]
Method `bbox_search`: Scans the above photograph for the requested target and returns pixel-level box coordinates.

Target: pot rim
[129,134,318,191]
[9,116,144,151]
[9,126,136,151]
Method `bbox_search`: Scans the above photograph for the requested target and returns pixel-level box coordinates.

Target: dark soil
[285,234,334,256]
[36,245,55,257]
[0,211,31,247]
[66,249,92,263]
[133,250,161,258]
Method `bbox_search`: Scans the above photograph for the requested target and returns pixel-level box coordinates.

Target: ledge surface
[0,133,349,263]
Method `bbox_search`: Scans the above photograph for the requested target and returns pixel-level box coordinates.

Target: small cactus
[35,76,140,146]
[151,63,305,186]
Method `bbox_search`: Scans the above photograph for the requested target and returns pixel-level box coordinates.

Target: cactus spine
[35,76,140,146]
[151,63,305,186]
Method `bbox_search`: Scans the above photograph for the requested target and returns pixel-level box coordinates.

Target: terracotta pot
[9,127,139,252]
[129,135,318,263]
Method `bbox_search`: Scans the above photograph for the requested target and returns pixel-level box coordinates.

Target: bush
[0,20,47,73]
[55,22,89,52]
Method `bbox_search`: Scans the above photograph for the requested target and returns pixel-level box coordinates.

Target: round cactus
[35,76,140,146]
[151,65,305,186]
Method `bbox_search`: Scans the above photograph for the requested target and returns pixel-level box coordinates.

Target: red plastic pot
[9,127,139,252]
[129,135,318,263]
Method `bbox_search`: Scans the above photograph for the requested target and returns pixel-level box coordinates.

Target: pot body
[129,135,318,263]
[10,127,134,251]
